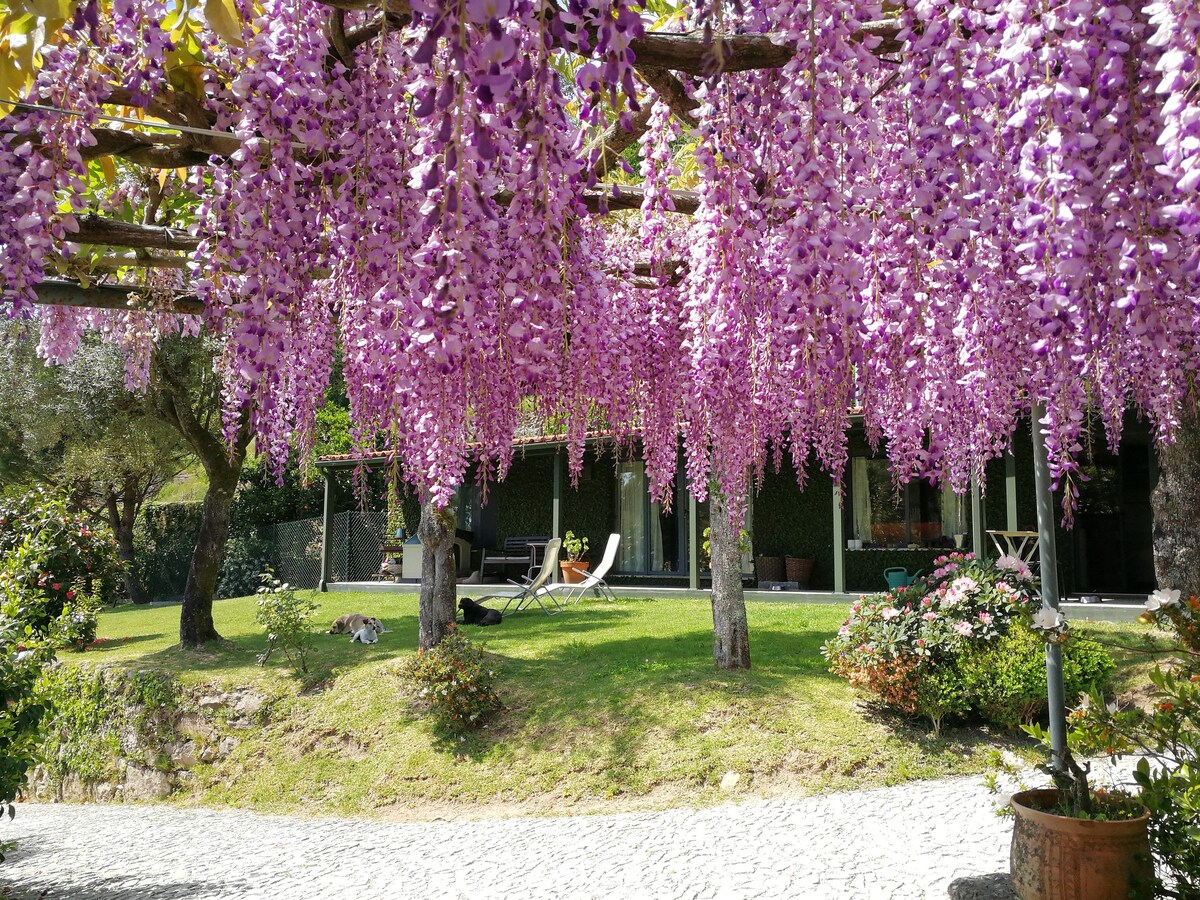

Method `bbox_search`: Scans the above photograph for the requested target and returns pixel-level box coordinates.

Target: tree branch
[636,66,699,128]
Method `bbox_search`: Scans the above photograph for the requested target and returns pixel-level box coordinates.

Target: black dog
[459,597,502,626]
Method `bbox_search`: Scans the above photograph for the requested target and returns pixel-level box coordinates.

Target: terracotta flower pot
[1009,788,1153,900]
[560,560,590,585]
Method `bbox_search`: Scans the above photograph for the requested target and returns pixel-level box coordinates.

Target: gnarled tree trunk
[179,463,240,646]
[709,487,751,670]
[418,499,457,651]
[1152,409,1200,598]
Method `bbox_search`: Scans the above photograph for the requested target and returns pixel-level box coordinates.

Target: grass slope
[86,594,1143,818]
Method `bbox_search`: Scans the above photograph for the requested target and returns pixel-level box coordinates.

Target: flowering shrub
[1058,589,1200,896]
[396,627,501,735]
[0,488,119,651]
[254,573,318,673]
[824,553,1111,735]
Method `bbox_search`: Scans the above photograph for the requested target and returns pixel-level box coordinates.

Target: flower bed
[822,553,1114,734]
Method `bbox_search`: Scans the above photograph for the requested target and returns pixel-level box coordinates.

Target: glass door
[616,460,647,572]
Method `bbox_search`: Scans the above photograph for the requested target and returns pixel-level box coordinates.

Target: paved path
[0,775,1029,900]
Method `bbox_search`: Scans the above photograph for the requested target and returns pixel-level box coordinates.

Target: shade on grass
[84,593,1146,817]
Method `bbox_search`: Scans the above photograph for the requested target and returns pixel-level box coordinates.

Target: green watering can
[883,567,924,590]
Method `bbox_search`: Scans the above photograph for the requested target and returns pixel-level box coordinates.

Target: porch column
[1005,452,1019,531]
[1031,404,1067,770]
[970,473,985,560]
[552,452,563,540]
[319,469,335,592]
[832,479,846,594]
[688,493,700,591]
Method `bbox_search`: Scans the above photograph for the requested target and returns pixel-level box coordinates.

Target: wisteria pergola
[2,1,1198,685]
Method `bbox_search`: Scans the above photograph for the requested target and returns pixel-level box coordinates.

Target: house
[313,415,1157,598]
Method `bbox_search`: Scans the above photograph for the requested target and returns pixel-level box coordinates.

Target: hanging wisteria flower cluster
[0,0,1197,521]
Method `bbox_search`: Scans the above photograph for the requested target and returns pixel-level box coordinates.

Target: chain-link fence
[268,509,389,588]
[270,516,324,589]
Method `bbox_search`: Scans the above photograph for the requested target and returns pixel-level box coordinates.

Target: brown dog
[328,614,386,635]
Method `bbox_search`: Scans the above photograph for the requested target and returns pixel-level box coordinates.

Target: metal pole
[551,453,563,540]
[970,474,985,560]
[688,493,700,591]
[1031,404,1068,770]
[319,471,335,592]
[832,479,846,594]
[1005,452,1019,531]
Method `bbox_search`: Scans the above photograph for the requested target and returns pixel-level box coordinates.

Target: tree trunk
[109,507,150,606]
[108,486,150,605]
[1152,409,1200,598]
[179,465,238,647]
[418,499,457,651]
[709,487,751,670]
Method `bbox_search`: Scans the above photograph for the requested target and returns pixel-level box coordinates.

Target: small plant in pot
[1006,588,1200,900]
[560,531,590,585]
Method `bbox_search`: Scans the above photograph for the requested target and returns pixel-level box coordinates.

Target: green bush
[254,573,318,673]
[0,617,51,852]
[961,626,1115,730]
[217,534,274,599]
[823,552,1045,732]
[397,627,501,734]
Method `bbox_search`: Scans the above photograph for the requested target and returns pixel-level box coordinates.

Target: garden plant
[1019,588,1200,898]
[823,553,1114,735]
[254,572,319,673]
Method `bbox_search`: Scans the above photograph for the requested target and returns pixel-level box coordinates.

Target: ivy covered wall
[489,453,555,543]
[561,447,617,562]
[751,456,836,591]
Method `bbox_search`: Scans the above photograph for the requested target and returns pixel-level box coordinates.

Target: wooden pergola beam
[33,280,204,315]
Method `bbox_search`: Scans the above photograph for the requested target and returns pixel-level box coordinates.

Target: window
[850,458,967,547]
[614,460,683,573]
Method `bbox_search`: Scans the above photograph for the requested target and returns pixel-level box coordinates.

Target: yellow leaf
[99,155,116,185]
[157,168,168,189]
[12,0,74,19]
[204,0,243,46]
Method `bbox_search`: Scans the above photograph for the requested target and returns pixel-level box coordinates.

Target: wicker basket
[754,555,785,582]
[785,556,814,588]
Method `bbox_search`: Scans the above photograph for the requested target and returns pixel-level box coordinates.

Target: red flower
[66,590,75,600]
[51,582,61,591]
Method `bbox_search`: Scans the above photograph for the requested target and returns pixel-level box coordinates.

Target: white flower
[881,607,901,620]
[996,555,1032,577]
[1106,700,1118,714]
[1145,588,1181,611]
[1030,607,1063,631]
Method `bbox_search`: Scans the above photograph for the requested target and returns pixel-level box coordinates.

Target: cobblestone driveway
[0,775,1025,900]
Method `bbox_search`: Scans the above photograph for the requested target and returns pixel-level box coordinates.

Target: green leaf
[204,0,243,46]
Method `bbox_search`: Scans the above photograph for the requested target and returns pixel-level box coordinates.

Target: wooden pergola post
[319,469,336,592]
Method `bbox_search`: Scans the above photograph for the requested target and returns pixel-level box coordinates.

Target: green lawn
[84,593,1148,818]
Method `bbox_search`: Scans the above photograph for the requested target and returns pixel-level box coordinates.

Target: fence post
[319,471,335,592]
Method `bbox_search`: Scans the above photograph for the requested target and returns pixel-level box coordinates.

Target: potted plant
[559,531,590,584]
[1008,587,1200,900]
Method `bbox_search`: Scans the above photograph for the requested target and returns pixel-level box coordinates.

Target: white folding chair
[476,538,564,617]
[547,533,620,605]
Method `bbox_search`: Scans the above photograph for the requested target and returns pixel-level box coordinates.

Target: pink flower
[979,611,993,625]
[923,612,938,621]
[954,621,974,637]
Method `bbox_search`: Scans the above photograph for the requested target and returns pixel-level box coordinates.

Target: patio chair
[476,538,564,617]
[546,533,620,605]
